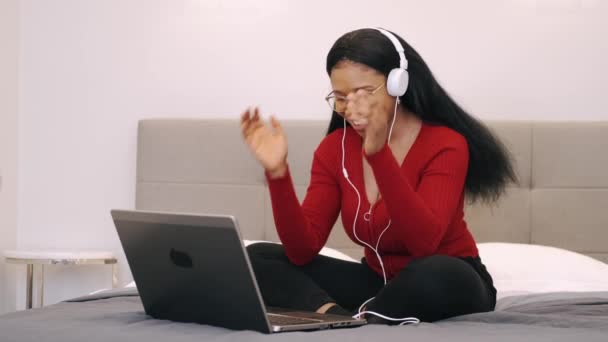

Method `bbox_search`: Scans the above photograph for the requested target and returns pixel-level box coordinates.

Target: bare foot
[316,302,337,314]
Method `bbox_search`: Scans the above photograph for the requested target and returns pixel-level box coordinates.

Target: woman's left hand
[346,89,390,155]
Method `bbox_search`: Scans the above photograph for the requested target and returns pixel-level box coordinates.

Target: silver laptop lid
[111,209,273,333]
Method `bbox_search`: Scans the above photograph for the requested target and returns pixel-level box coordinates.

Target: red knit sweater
[265,122,479,279]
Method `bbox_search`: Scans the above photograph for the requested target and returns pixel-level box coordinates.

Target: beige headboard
[135,119,608,263]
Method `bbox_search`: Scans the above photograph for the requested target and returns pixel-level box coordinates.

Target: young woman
[240,28,516,324]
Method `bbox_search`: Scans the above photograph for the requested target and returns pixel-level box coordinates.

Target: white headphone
[341,28,419,325]
[375,27,409,98]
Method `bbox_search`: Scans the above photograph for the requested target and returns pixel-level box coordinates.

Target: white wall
[9,0,608,309]
[0,0,19,314]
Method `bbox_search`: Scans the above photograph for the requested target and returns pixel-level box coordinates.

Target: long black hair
[326,28,517,204]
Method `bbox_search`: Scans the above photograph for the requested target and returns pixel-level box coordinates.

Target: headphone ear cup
[386,68,408,97]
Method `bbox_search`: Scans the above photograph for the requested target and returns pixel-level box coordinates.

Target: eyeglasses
[325,83,385,115]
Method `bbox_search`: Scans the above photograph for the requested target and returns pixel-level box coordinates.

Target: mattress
[1,289,607,342]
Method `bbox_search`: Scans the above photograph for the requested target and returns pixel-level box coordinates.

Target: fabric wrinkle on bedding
[2,289,606,342]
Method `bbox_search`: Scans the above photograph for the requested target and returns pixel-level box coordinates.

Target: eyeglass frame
[324,83,385,115]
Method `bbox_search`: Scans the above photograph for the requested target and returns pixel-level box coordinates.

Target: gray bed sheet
[1,289,607,342]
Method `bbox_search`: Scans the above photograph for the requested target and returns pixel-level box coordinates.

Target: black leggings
[246,243,496,323]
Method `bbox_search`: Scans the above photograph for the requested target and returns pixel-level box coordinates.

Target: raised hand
[240,107,288,177]
[346,89,391,155]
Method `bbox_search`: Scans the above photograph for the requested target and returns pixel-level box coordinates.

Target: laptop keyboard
[267,313,323,326]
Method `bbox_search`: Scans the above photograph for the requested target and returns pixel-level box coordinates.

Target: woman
[240,28,516,324]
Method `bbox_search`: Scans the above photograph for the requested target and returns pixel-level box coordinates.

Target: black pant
[246,242,496,323]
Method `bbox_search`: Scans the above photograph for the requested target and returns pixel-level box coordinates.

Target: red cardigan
[265,122,479,279]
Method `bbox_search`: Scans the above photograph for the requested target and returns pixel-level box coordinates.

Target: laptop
[110,209,367,333]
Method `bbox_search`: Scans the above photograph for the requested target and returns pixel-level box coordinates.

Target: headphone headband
[369,27,409,97]
[373,27,408,70]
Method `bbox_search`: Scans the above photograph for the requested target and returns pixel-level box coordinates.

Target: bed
[1,119,607,341]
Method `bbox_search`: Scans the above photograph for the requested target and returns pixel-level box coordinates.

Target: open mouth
[352,121,367,131]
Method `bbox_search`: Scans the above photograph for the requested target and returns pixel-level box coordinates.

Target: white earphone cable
[353,310,420,325]
[341,118,387,284]
[342,97,418,325]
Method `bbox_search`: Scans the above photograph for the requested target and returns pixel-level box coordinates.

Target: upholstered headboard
[135,119,608,263]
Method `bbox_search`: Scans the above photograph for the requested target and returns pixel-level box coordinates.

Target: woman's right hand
[240,107,288,177]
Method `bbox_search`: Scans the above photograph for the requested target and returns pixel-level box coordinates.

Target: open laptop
[110,209,366,333]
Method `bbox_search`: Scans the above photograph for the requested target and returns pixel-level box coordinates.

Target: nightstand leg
[112,264,117,289]
[38,265,45,308]
[26,264,33,309]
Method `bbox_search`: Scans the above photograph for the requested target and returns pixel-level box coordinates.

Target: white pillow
[123,240,358,289]
[124,242,608,297]
[477,242,608,299]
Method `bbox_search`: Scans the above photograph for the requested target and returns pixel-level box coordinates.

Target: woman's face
[329,60,395,136]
